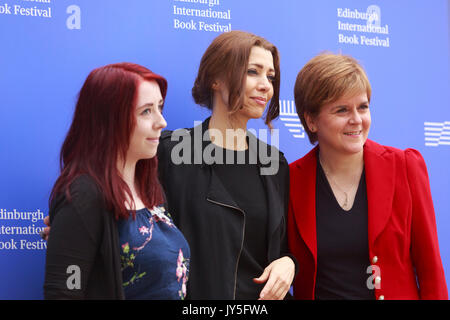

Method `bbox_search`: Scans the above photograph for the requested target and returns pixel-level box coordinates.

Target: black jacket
[44,175,124,299]
[157,118,294,299]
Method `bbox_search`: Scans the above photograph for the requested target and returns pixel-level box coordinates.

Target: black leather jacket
[157,118,295,299]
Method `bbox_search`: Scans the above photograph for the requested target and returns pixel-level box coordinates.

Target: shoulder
[50,174,107,225]
[247,130,287,162]
[289,145,317,172]
[160,128,191,141]
[158,128,193,156]
[69,175,104,209]
[364,139,425,164]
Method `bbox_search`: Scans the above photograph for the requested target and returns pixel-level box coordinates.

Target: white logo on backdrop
[424,121,450,147]
[279,100,305,139]
[366,5,381,28]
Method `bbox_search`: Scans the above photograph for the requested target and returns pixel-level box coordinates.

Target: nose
[154,111,167,130]
[257,75,272,92]
[349,107,362,125]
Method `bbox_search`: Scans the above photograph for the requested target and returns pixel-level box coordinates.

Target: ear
[304,112,317,133]
[212,81,221,91]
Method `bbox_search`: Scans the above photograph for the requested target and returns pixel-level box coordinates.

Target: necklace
[319,158,354,210]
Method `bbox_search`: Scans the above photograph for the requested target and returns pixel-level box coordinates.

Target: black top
[213,146,269,300]
[314,157,375,300]
[44,175,124,299]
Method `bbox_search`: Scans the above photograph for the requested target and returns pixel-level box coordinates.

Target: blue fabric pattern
[117,205,190,299]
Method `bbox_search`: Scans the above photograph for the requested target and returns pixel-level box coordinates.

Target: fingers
[257,257,295,300]
[258,274,290,300]
[253,266,271,284]
[39,227,50,241]
[40,216,51,241]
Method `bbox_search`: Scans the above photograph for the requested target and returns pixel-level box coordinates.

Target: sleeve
[43,178,104,299]
[405,148,448,299]
[278,154,299,278]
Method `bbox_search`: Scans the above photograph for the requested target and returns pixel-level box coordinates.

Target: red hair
[50,62,168,220]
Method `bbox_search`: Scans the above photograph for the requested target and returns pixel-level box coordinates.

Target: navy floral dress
[117,205,190,299]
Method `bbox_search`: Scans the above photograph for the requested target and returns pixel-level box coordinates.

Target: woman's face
[214,46,275,121]
[126,80,167,163]
[307,92,371,156]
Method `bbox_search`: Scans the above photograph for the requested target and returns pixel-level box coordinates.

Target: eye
[247,68,258,75]
[359,104,369,110]
[267,74,276,82]
[141,108,151,115]
[336,107,347,113]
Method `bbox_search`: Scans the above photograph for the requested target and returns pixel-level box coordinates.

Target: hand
[40,215,51,241]
[253,256,295,300]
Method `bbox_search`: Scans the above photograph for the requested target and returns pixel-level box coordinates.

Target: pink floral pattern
[118,205,190,299]
[176,249,189,299]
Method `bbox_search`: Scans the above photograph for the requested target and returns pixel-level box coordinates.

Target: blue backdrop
[0,0,449,299]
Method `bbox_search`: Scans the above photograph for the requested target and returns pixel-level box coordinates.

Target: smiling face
[306,92,371,156]
[239,46,275,120]
[126,80,167,163]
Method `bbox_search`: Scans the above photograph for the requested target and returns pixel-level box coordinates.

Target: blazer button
[372,256,378,264]
[378,295,385,300]
[375,276,381,285]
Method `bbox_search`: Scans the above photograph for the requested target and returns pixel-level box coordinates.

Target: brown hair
[294,53,372,144]
[192,30,281,126]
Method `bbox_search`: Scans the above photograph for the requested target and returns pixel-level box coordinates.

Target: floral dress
[117,205,190,299]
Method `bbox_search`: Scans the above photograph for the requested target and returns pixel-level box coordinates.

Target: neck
[318,148,364,176]
[209,105,248,151]
[117,157,138,209]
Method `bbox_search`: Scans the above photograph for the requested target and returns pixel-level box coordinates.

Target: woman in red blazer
[287,53,448,300]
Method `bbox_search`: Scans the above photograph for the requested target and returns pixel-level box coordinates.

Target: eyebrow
[332,101,369,109]
[137,100,164,109]
[248,63,275,73]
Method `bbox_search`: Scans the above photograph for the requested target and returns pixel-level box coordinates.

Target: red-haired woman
[43,63,190,299]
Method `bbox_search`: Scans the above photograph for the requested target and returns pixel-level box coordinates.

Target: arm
[405,149,448,299]
[254,154,297,300]
[44,177,104,299]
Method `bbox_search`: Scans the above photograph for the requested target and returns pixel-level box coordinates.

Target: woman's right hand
[40,216,51,241]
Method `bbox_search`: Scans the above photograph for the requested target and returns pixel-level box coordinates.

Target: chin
[344,143,365,154]
[248,109,265,120]
[238,105,266,121]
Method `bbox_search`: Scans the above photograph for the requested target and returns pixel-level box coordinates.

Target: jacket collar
[292,139,395,260]
[197,117,281,170]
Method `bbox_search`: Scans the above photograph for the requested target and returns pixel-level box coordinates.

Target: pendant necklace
[319,158,353,210]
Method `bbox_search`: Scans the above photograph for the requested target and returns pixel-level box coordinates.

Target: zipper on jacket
[206,198,245,300]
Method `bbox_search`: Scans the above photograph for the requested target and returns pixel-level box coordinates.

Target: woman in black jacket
[157,30,296,300]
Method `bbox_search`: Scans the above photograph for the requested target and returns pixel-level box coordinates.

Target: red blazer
[288,139,448,300]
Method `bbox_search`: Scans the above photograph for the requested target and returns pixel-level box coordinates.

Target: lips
[146,137,160,142]
[344,131,362,136]
[251,96,267,106]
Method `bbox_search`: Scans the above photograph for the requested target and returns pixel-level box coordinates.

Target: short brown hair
[192,30,281,127]
[294,53,372,144]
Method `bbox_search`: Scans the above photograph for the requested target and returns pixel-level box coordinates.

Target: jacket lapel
[363,140,395,249]
[292,147,318,260]
[199,118,241,209]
